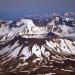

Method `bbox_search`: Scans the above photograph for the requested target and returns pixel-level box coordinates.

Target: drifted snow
[21,19,35,34]
[46,38,75,55]
[32,44,50,58]
[32,44,42,57]
[20,46,32,60]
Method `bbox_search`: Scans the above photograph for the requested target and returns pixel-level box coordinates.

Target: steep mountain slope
[0,35,75,75]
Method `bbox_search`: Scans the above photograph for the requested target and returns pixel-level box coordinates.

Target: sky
[0,0,75,20]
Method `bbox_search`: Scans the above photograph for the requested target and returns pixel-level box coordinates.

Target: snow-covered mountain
[0,19,49,43]
[0,16,75,43]
[47,16,75,39]
[0,16,75,75]
[64,12,75,18]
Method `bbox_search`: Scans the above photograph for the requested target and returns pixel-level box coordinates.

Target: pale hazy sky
[0,0,75,20]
